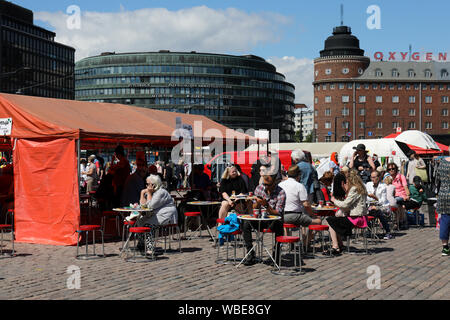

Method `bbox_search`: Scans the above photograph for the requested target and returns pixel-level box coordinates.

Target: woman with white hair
[138,174,178,226]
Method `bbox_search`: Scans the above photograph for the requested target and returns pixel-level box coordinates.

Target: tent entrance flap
[14,138,79,245]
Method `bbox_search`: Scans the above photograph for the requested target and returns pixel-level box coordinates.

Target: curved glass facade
[75,52,295,141]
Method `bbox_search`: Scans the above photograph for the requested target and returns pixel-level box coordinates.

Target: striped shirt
[254,183,286,216]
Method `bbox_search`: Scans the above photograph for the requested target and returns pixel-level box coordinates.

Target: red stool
[307,225,331,257]
[272,236,302,275]
[366,216,381,244]
[216,229,244,265]
[121,220,136,250]
[125,227,155,262]
[184,211,202,240]
[0,223,14,258]
[101,210,121,238]
[76,225,105,260]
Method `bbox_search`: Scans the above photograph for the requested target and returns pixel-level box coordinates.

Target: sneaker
[383,234,393,240]
[442,247,450,256]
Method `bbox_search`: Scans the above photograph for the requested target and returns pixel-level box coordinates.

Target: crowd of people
[78,143,450,260]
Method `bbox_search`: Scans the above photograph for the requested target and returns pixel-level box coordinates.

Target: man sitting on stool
[241,164,286,266]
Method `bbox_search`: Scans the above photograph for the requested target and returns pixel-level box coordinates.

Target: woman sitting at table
[218,165,251,222]
[325,170,368,256]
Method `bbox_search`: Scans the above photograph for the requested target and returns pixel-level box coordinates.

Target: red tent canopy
[0,93,261,245]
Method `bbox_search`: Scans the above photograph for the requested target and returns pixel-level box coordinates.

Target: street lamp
[334,115,344,142]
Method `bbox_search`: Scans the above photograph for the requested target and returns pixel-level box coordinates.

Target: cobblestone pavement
[0,224,448,300]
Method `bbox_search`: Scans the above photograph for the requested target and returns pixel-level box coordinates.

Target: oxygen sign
[0,118,12,135]
[373,51,448,61]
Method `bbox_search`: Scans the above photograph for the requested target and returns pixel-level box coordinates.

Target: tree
[304,132,313,142]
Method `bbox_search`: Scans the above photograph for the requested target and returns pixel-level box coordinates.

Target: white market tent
[339,138,410,167]
[393,130,440,150]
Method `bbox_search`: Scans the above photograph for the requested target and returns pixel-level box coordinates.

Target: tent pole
[77,139,81,195]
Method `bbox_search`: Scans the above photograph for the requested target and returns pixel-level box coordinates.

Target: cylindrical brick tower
[313,26,370,142]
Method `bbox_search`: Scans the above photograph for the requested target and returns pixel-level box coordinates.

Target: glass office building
[75,51,296,141]
[0,1,75,99]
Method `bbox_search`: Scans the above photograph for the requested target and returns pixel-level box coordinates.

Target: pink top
[348,216,368,228]
[392,173,408,199]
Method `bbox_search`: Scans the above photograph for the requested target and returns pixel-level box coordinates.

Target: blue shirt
[297,161,314,194]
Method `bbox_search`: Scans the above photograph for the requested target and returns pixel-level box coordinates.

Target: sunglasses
[388,168,397,171]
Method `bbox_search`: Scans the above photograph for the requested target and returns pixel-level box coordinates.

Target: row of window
[75,65,287,82]
[75,75,295,94]
[323,121,448,130]
[75,86,293,102]
[315,83,450,91]
[320,108,449,117]
[317,95,449,104]
[318,67,449,79]
[2,17,55,41]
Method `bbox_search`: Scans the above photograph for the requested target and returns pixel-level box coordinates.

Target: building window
[325,136,331,142]
[342,121,350,129]
[359,108,366,116]
[325,69,332,75]
[314,110,318,117]
[330,83,335,89]
[341,136,350,142]
[376,96,383,103]
[425,69,432,78]
[359,122,365,129]
[375,69,383,77]
[423,84,427,90]
[408,122,416,129]
[425,122,432,129]
[356,83,361,89]
[342,107,349,116]
[442,69,449,78]
[347,83,353,89]
[342,95,350,103]
[389,84,395,90]
[359,96,366,103]
[414,84,420,90]
[406,84,411,90]
[376,122,383,129]
[325,108,331,116]
[408,69,415,77]
[372,83,378,89]
[325,121,331,129]
[392,109,399,116]
[425,96,432,103]
[323,84,327,90]
[339,83,345,89]
[443,122,449,129]
[364,83,369,89]
[426,109,432,116]
[392,96,399,103]
[409,96,416,103]
[392,122,400,129]
[409,109,416,116]
[342,68,349,74]
[392,69,399,77]
[314,97,318,104]
[325,96,332,103]
[442,109,449,116]
[442,96,449,103]
[358,135,365,139]
[380,83,386,89]
[376,108,383,116]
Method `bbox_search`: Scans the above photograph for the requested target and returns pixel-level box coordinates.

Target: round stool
[216,229,243,265]
[366,216,380,244]
[261,228,275,258]
[76,225,105,260]
[0,224,14,258]
[271,236,303,276]
[121,220,136,250]
[347,223,370,255]
[184,211,202,240]
[307,225,331,258]
[125,227,155,262]
[283,223,303,252]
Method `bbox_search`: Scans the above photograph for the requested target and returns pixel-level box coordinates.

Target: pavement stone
[0,225,448,299]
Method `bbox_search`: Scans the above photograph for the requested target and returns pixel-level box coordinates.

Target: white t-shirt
[278,177,308,213]
[365,181,389,208]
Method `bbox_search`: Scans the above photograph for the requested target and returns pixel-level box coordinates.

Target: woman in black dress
[217,165,250,221]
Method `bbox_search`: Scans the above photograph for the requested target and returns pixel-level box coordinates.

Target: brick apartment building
[313,25,450,144]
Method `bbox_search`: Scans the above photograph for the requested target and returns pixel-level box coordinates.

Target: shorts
[284,212,313,227]
[439,214,450,241]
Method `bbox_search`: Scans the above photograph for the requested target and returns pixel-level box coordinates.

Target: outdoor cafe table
[236,214,282,268]
[186,201,222,241]
[311,205,338,219]
[113,207,152,257]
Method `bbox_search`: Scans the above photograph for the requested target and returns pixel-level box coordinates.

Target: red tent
[0,93,259,245]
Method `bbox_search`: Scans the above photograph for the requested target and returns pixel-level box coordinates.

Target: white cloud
[35,6,290,61]
[267,56,314,107]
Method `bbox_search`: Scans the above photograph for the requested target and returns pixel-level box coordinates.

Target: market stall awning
[0,93,260,147]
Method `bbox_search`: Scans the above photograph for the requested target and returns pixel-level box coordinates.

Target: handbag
[415,167,428,183]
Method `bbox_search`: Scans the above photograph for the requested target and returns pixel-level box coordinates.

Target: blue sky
[11,0,450,105]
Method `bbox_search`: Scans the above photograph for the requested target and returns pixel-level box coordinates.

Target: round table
[236,214,282,268]
[311,206,337,218]
[187,201,222,241]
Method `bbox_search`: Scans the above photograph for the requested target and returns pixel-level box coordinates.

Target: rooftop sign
[373,52,448,62]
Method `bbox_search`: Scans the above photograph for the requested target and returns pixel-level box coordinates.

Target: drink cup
[319,201,324,207]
